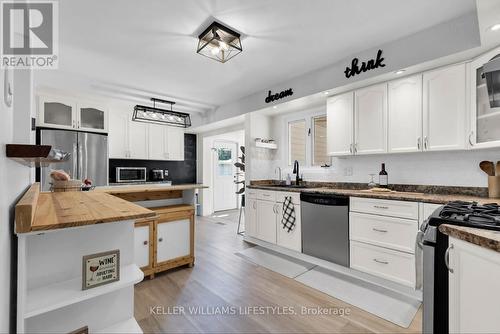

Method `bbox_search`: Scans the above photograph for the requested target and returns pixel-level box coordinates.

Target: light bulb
[219,41,229,51]
[211,47,220,55]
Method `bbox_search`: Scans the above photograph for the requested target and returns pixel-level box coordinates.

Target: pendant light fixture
[132,98,191,128]
[197,21,242,63]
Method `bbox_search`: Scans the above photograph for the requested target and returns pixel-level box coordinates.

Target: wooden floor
[135,210,422,333]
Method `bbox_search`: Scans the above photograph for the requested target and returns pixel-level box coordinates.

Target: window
[288,120,306,165]
[312,115,328,166]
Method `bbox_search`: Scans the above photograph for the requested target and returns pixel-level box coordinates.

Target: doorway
[213,140,239,212]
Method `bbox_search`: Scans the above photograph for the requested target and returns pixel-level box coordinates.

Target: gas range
[427,201,500,231]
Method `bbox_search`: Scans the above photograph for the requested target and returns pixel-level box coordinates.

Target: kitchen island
[15,183,155,333]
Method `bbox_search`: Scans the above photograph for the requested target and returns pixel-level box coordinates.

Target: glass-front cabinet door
[38,95,77,130]
[77,103,108,133]
[469,46,500,149]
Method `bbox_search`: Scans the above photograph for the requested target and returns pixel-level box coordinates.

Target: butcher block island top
[15,183,155,233]
[96,183,208,202]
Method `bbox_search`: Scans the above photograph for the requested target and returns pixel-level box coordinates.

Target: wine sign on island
[82,250,120,290]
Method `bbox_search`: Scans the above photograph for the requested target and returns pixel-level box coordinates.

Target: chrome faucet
[275,167,282,183]
[292,160,300,185]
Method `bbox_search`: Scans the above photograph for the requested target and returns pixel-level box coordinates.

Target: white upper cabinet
[77,102,108,133]
[38,95,78,130]
[468,47,500,149]
[128,120,149,160]
[388,75,423,153]
[166,127,185,161]
[354,83,388,155]
[148,123,167,160]
[423,63,466,151]
[327,92,354,156]
[37,95,108,133]
[108,109,129,159]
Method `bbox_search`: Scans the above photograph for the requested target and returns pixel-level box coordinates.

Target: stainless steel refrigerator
[37,129,108,191]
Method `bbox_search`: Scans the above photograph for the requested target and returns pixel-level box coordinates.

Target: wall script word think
[344,49,385,78]
[265,88,294,103]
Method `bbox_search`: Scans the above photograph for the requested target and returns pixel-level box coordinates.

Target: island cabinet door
[156,218,192,264]
[134,220,154,271]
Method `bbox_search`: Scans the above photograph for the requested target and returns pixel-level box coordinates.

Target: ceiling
[53,0,477,109]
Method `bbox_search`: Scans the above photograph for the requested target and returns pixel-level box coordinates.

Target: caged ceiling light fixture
[133,98,191,128]
[197,21,242,63]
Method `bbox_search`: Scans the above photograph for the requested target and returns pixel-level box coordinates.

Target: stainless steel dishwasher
[301,193,349,267]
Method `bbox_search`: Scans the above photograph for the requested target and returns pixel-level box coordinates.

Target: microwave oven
[116,167,147,183]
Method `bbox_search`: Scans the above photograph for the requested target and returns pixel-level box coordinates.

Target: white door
[388,75,423,153]
[166,127,185,161]
[213,140,238,212]
[423,63,466,151]
[134,225,150,269]
[354,83,388,155]
[129,120,149,159]
[148,124,167,160]
[245,198,258,238]
[257,200,277,244]
[449,237,500,333]
[327,92,354,156]
[108,110,129,158]
[156,220,191,263]
[276,203,301,252]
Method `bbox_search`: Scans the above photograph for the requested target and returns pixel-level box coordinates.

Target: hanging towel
[281,196,296,233]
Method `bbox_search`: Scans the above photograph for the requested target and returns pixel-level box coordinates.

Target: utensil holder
[488,176,500,198]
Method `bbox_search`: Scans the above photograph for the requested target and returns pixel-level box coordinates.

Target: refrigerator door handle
[72,142,78,179]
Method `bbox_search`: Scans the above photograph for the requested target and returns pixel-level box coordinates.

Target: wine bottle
[379,163,388,188]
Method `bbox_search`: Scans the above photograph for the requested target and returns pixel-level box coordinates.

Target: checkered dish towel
[281,196,296,233]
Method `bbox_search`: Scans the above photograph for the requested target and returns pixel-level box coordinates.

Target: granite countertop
[247,184,500,205]
[439,225,500,253]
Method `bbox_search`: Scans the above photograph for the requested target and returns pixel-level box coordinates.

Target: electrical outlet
[343,167,353,176]
[164,170,169,177]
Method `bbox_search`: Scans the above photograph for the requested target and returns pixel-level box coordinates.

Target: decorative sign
[82,250,120,290]
[344,49,386,78]
[265,88,293,103]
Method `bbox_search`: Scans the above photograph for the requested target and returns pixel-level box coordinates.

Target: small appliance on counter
[150,169,165,182]
[417,201,500,334]
[116,167,147,183]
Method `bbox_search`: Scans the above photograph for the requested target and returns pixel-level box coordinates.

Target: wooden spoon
[480,161,495,176]
[496,161,500,176]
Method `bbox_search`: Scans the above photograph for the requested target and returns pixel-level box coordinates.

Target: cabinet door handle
[468,131,474,146]
[349,144,353,154]
[445,244,454,273]
[423,136,428,150]
[143,240,148,245]
[354,143,358,154]
[253,202,256,210]
[372,228,388,233]
[417,137,421,150]
[158,237,163,242]
[373,258,389,265]
[373,205,389,209]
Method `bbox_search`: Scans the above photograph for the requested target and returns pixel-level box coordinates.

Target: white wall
[251,108,500,188]
[198,128,245,215]
[245,112,276,182]
[0,69,34,332]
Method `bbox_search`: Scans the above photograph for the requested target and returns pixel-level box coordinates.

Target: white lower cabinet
[134,225,150,269]
[156,219,191,263]
[448,237,500,333]
[245,190,302,252]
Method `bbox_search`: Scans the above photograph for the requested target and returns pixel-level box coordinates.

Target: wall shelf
[255,142,277,150]
[6,144,69,167]
[24,264,143,319]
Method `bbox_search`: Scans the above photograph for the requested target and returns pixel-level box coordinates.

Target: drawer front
[350,241,415,287]
[246,189,260,199]
[350,197,419,220]
[350,212,418,253]
[275,191,300,204]
[257,190,277,201]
